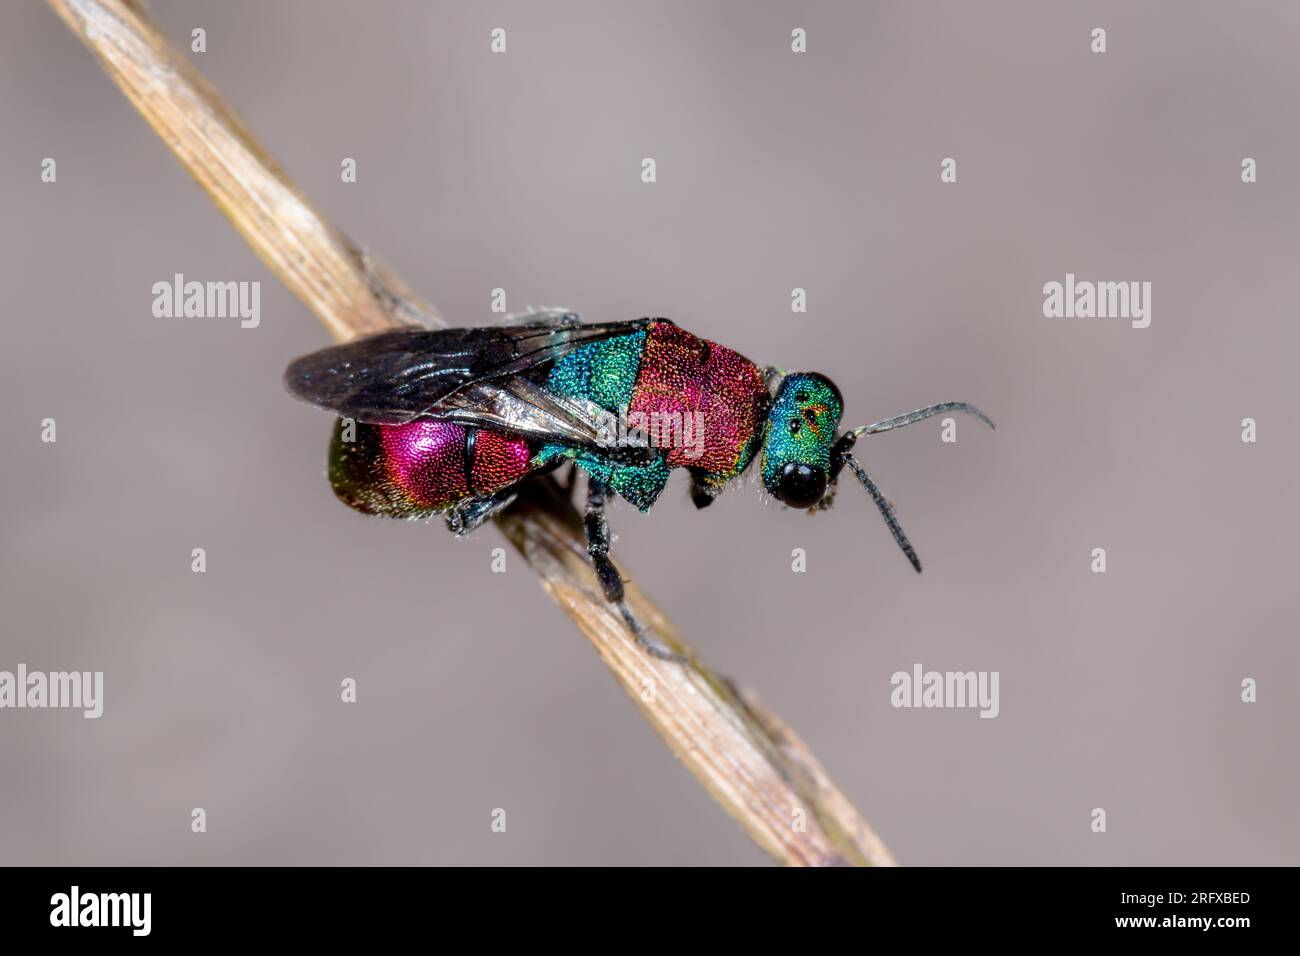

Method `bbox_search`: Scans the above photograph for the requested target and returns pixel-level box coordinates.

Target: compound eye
[775,462,826,509]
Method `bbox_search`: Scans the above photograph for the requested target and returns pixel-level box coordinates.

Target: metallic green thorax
[545,329,647,410]
[760,373,844,495]
[536,329,670,510]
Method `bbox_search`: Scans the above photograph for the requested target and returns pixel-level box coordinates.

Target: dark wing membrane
[283,319,650,426]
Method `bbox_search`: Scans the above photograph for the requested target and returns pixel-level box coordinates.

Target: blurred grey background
[1,0,1297,866]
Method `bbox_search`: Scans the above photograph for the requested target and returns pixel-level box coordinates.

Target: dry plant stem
[48,0,897,867]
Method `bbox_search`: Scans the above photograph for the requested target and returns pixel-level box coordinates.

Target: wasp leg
[584,477,685,662]
[445,493,517,536]
[616,601,687,663]
[689,475,716,510]
[584,476,625,601]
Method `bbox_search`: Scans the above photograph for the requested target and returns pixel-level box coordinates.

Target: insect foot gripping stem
[617,601,688,664]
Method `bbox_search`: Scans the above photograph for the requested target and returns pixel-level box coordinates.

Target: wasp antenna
[849,402,995,438]
[842,453,922,573]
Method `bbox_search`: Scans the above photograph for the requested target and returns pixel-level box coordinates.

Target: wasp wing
[284,318,654,458]
[432,375,653,457]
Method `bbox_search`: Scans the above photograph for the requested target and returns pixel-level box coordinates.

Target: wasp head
[761,372,844,508]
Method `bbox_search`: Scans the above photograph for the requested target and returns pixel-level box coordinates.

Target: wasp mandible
[285,311,994,658]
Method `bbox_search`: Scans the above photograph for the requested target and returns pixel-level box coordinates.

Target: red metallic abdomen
[330,418,535,517]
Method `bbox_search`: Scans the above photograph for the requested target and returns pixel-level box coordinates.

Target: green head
[759,372,995,573]
[761,372,844,508]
